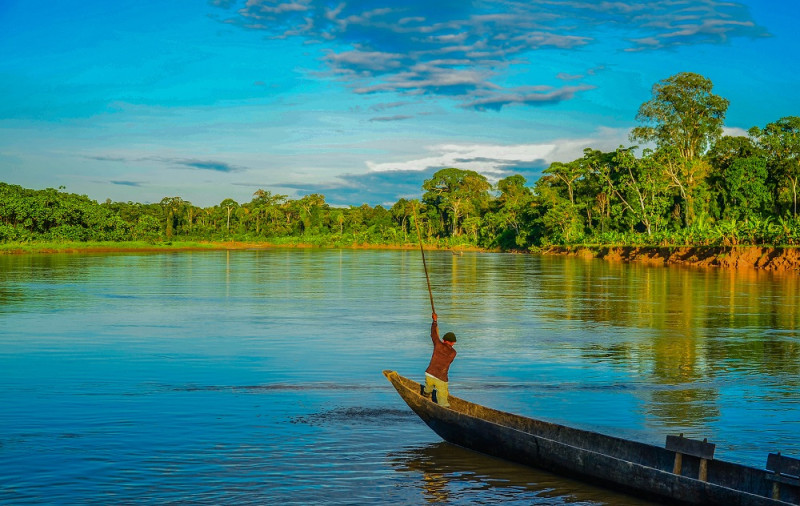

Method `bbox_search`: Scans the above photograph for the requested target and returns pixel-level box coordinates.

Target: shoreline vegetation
[2,73,800,272]
[2,240,799,272]
[0,240,476,254]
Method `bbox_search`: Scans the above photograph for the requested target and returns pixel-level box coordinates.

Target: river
[1,249,798,504]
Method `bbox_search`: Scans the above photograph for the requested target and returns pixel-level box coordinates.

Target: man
[421,312,457,408]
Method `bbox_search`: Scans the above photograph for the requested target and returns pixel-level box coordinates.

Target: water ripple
[290,407,417,426]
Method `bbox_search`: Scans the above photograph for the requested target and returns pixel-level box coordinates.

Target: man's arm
[430,312,439,344]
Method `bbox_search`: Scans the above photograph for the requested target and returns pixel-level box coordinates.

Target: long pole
[412,207,436,315]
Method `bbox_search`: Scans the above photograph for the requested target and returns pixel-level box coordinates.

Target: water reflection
[390,442,658,505]
[426,252,800,447]
[3,248,799,488]
[0,254,95,312]
[533,257,800,335]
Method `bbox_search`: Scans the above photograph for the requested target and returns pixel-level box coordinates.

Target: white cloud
[365,127,632,177]
[366,143,553,174]
[722,126,749,137]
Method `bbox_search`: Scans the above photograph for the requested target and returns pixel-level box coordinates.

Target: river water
[1,249,799,504]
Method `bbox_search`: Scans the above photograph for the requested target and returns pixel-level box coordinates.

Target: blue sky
[1,0,798,207]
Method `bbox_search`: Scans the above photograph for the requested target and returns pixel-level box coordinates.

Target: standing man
[421,312,457,408]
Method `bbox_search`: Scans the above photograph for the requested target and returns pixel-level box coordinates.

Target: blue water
[1,249,799,504]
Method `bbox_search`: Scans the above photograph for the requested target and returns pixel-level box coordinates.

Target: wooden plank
[766,453,800,502]
[665,435,716,460]
[673,452,683,475]
[698,457,709,482]
[766,473,800,486]
[767,452,800,478]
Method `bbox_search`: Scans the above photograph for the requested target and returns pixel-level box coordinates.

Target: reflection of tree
[418,251,799,428]
[0,286,25,311]
[1,254,93,312]
[530,256,800,427]
[648,388,719,428]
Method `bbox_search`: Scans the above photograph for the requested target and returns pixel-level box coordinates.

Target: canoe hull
[383,370,795,506]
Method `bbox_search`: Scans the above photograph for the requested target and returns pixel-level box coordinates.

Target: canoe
[383,370,800,506]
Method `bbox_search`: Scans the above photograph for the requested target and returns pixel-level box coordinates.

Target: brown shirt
[425,321,456,382]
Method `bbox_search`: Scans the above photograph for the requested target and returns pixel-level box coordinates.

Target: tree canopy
[631,72,729,161]
[2,74,800,249]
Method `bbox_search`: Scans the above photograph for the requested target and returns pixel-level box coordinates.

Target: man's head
[443,331,457,344]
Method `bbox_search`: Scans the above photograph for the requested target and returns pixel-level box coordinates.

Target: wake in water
[290,407,417,426]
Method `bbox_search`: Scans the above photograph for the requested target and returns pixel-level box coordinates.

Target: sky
[1,0,799,208]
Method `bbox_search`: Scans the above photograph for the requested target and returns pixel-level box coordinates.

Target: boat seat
[666,434,716,482]
[766,452,800,500]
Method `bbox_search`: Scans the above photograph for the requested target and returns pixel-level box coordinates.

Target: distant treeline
[2,72,799,250]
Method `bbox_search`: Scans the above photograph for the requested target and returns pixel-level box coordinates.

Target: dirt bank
[544,245,800,272]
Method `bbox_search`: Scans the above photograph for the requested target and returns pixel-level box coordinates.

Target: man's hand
[432,312,438,323]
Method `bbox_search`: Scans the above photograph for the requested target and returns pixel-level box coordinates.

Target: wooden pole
[412,207,436,315]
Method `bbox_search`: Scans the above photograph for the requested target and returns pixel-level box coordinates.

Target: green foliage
[750,116,800,217]
[631,72,729,161]
[422,168,490,237]
[719,157,771,221]
[3,74,800,252]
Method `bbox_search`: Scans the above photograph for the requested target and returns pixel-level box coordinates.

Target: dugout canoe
[383,370,800,505]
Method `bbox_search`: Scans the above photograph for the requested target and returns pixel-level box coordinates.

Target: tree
[595,148,671,236]
[631,72,729,161]
[651,146,711,227]
[422,168,490,236]
[159,197,186,239]
[581,149,620,234]
[707,135,761,171]
[330,209,345,235]
[750,116,800,216]
[707,135,764,219]
[544,160,585,204]
[390,198,415,243]
[718,157,771,221]
[494,175,533,247]
[219,198,239,233]
[534,175,583,244]
[295,194,327,234]
[249,189,287,235]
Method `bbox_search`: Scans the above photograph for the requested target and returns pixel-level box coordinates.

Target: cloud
[722,126,749,137]
[277,169,435,206]
[214,0,767,109]
[208,0,236,8]
[110,180,144,187]
[366,127,632,177]
[84,154,246,173]
[173,159,245,173]
[622,3,769,51]
[463,84,596,111]
[86,155,129,162]
[274,127,632,205]
[557,72,585,81]
[366,143,552,179]
[369,115,414,122]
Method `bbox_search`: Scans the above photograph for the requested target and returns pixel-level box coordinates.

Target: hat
[443,332,457,343]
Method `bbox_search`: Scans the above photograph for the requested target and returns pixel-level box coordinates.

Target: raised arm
[430,312,440,344]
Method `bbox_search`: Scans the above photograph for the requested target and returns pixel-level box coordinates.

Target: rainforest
[2,74,799,255]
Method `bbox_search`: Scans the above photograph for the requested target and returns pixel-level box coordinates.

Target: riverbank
[0,240,248,254]
[544,245,800,272]
[0,240,486,255]
[4,240,799,272]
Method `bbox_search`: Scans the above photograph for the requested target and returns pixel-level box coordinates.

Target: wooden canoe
[383,370,800,506]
